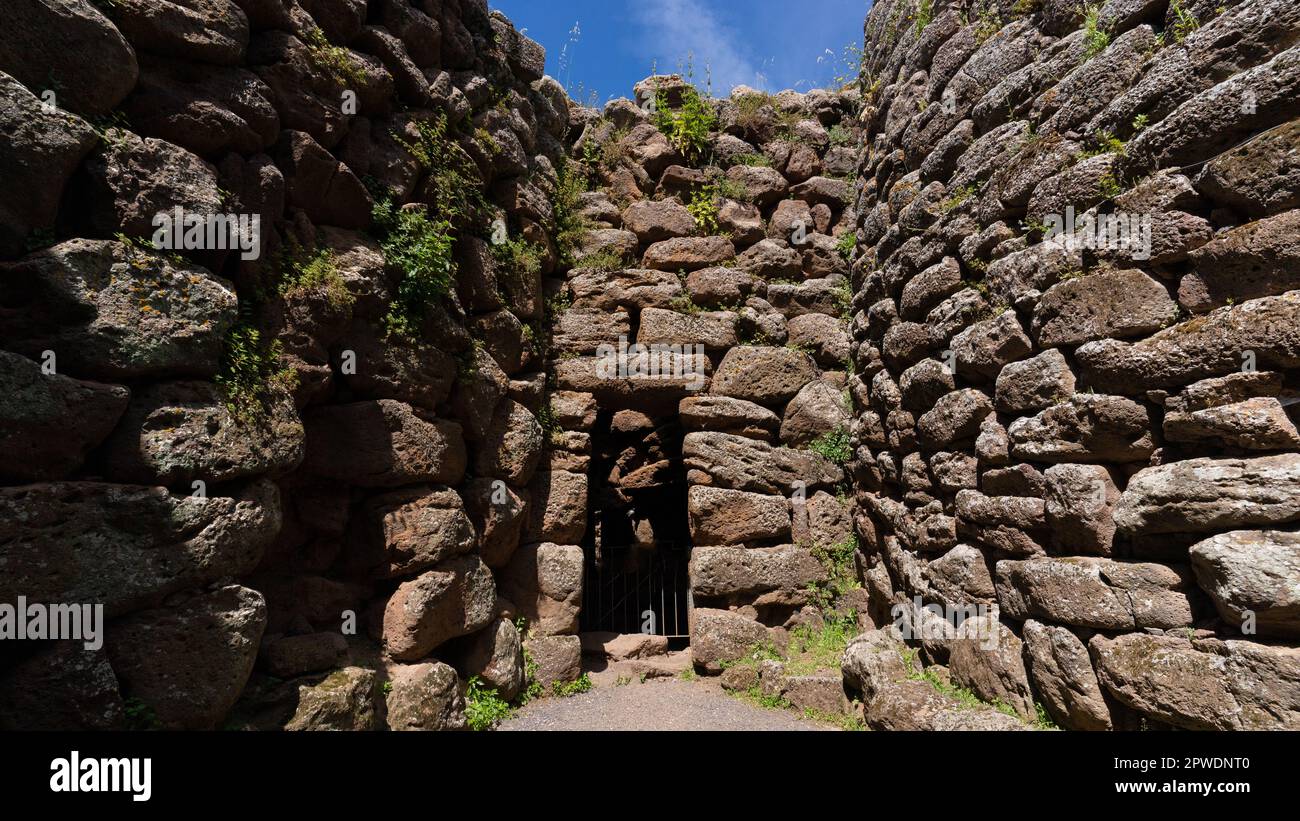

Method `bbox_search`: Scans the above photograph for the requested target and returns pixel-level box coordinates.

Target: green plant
[809,426,852,465]
[123,697,159,731]
[1034,702,1061,730]
[942,183,978,213]
[914,0,934,33]
[1170,0,1201,42]
[678,667,697,682]
[25,227,57,253]
[653,86,717,163]
[391,114,488,229]
[730,151,773,168]
[1077,128,1126,160]
[552,160,595,267]
[573,247,630,272]
[276,241,354,309]
[739,686,791,711]
[733,92,774,134]
[1082,4,1110,61]
[215,323,296,423]
[821,41,865,90]
[784,613,858,677]
[827,123,855,148]
[552,673,593,697]
[517,624,545,706]
[804,706,867,731]
[808,534,862,612]
[687,181,725,235]
[1012,0,1042,15]
[973,1,1004,44]
[836,230,857,262]
[90,110,132,149]
[303,27,365,89]
[1098,172,1124,201]
[1131,113,1150,133]
[370,195,456,338]
[490,235,543,302]
[465,676,514,731]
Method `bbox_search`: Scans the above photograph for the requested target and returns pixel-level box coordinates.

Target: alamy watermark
[0,597,104,651]
[1043,205,1152,261]
[891,596,1001,651]
[595,335,707,392]
[151,208,262,261]
[50,751,151,802]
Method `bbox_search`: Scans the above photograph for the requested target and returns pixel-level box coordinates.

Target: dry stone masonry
[843,0,1300,730]
[0,0,1296,733]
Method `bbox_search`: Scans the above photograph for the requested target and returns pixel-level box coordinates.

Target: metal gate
[581,540,690,637]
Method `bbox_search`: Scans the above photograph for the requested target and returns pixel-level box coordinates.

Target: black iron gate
[581,540,690,637]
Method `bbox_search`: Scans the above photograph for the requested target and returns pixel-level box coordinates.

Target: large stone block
[688,486,791,546]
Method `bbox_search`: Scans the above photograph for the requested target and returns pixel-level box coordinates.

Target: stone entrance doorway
[579,410,691,641]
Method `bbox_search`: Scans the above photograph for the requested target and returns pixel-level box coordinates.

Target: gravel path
[499,677,838,731]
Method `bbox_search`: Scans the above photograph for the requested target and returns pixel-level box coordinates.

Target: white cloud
[627,0,768,93]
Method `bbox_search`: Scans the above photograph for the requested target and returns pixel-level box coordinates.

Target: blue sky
[490,0,874,105]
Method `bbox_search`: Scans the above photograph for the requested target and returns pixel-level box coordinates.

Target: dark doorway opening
[580,411,691,639]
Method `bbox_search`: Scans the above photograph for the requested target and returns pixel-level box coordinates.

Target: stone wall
[2,0,1295,733]
[0,0,867,731]
[0,0,569,731]
[842,0,1300,730]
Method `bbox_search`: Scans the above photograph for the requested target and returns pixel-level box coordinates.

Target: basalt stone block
[1189,530,1300,638]
[385,661,467,732]
[1008,394,1154,464]
[1076,292,1300,394]
[690,608,769,674]
[0,351,129,482]
[352,486,477,579]
[1090,633,1300,731]
[0,239,238,381]
[0,480,279,618]
[1181,210,1300,312]
[502,543,584,637]
[1115,454,1300,535]
[107,585,267,731]
[689,545,827,598]
[380,555,497,661]
[710,346,818,406]
[1032,269,1178,348]
[284,666,378,731]
[0,72,98,256]
[102,380,303,486]
[687,486,791,546]
[995,557,1196,630]
[303,400,467,487]
[1022,620,1112,731]
[682,431,843,494]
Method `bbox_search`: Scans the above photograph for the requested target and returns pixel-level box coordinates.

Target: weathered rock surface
[303,401,466,487]
[1022,620,1112,731]
[0,351,129,482]
[284,667,378,732]
[385,661,467,732]
[688,486,792,546]
[0,480,279,617]
[1115,454,1300,535]
[107,585,266,730]
[502,543,584,637]
[690,608,769,673]
[1189,530,1300,638]
[995,557,1196,630]
[1090,633,1300,730]
[689,545,827,598]
[380,555,497,661]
